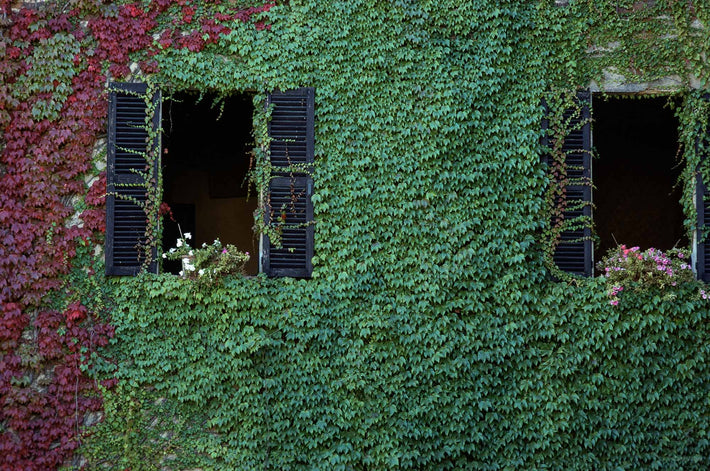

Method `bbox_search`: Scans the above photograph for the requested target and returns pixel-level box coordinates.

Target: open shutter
[106,82,160,275]
[262,88,315,278]
[697,177,710,282]
[696,94,710,282]
[544,91,593,277]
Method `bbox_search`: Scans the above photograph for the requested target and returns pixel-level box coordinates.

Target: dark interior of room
[161,92,258,275]
[593,95,687,265]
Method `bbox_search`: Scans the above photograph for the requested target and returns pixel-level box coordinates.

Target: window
[546,91,709,280]
[105,82,314,278]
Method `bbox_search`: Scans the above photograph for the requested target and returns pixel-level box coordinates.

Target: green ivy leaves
[13,32,81,121]
[74,0,710,468]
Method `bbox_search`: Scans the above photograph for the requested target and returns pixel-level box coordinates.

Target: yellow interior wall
[167,171,259,275]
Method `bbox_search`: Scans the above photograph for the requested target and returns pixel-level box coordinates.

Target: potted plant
[163,232,249,283]
[597,245,695,305]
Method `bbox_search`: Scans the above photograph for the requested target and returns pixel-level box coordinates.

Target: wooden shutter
[106,82,160,275]
[544,90,593,277]
[696,94,710,282]
[262,88,315,278]
[697,177,710,282]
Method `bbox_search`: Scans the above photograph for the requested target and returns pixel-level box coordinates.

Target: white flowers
[163,236,248,281]
[175,235,190,249]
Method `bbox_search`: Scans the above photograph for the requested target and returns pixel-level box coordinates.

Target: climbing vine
[1,0,710,469]
[541,88,594,281]
[679,92,710,236]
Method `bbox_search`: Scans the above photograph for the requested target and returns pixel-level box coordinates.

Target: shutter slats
[264,176,312,276]
[699,183,710,281]
[262,88,315,278]
[548,91,593,277]
[268,90,312,172]
[106,82,160,276]
[114,94,151,176]
[696,93,710,282]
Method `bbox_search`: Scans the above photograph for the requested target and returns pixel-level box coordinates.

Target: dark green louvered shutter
[543,91,593,277]
[106,82,160,275]
[696,94,710,282]
[697,177,710,282]
[262,88,315,278]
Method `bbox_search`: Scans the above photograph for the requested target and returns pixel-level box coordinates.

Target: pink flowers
[606,284,624,306]
[598,245,694,307]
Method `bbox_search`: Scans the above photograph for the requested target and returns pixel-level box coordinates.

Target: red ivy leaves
[82,173,107,233]
[0,7,106,470]
[89,4,159,78]
[0,1,273,468]
[182,5,195,23]
[0,303,27,350]
[1,301,112,470]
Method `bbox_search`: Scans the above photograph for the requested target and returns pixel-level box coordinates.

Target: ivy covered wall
[1,0,710,469]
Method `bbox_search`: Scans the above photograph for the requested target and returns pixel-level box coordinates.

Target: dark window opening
[161,92,259,275]
[593,96,687,262]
